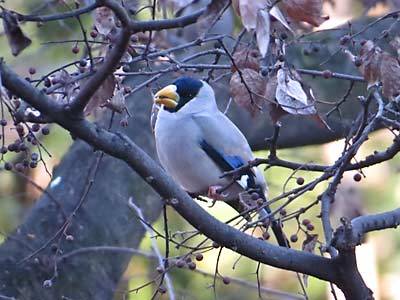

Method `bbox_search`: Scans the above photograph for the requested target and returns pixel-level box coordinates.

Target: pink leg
[207,185,226,201]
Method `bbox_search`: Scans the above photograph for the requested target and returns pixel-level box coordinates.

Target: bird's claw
[207,185,227,201]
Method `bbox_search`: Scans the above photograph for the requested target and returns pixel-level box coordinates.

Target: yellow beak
[153,85,179,109]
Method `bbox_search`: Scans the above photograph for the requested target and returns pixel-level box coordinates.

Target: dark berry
[306,223,314,231]
[44,77,51,87]
[8,143,17,152]
[302,219,310,226]
[79,59,87,67]
[29,67,36,75]
[15,163,24,172]
[250,192,259,200]
[354,57,362,67]
[188,262,196,270]
[176,260,185,268]
[290,234,298,243]
[90,30,98,38]
[0,119,7,126]
[261,68,269,77]
[0,146,7,154]
[322,70,332,79]
[279,209,287,216]
[353,173,362,182]
[41,127,50,135]
[4,162,12,171]
[16,124,24,134]
[31,153,39,161]
[212,242,220,248]
[19,143,27,151]
[31,124,40,132]
[296,177,305,185]
[72,46,80,54]
[29,162,37,169]
[195,253,203,261]
[222,277,231,285]
[158,286,167,294]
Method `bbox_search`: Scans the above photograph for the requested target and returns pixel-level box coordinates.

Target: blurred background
[1,0,400,299]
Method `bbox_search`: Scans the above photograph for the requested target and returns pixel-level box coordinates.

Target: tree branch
[0,61,339,284]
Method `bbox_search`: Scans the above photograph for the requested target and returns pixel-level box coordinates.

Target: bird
[152,76,288,247]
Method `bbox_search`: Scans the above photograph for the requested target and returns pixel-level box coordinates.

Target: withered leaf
[358,40,381,89]
[232,0,268,31]
[84,74,116,114]
[94,7,116,36]
[230,69,265,117]
[380,53,400,100]
[276,68,317,115]
[269,6,293,33]
[256,10,270,58]
[2,9,32,56]
[265,72,288,123]
[103,88,126,113]
[232,48,260,71]
[197,0,230,33]
[281,0,328,27]
[49,70,78,104]
[356,40,400,100]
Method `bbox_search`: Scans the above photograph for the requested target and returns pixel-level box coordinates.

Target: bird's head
[153,77,216,113]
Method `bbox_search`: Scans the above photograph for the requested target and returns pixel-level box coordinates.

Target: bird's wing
[193,111,266,190]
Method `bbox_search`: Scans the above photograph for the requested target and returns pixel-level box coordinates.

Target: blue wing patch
[200,140,255,188]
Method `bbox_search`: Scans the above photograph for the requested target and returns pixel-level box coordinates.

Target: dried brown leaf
[281,0,328,27]
[94,7,116,36]
[230,69,265,117]
[256,10,271,57]
[232,48,260,71]
[2,9,31,56]
[355,40,381,88]
[84,74,116,114]
[380,53,400,100]
[103,88,126,113]
[49,70,78,104]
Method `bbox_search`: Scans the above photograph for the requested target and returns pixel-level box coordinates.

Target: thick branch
[0,61,338,284]
[333,208,400,249]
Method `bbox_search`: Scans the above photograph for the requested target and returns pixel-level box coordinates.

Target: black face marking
[166,77,203,112]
